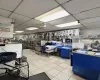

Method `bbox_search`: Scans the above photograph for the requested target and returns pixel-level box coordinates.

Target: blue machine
[41,41,72,58]
[72,52,100,80]
[57,46,72,58]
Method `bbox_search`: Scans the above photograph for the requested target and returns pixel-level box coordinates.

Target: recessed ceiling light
[35,7,70,22]
[15,31,24,33]
[56,21,80,28]
[26,27,38,30]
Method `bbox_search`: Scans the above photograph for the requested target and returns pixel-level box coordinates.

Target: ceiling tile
[56,0,70,4]
[0,16,12,24]
[79,27,86,30]
[85,25,100,28]
[15,19,43,31]
[15,24,83,33]
[63,0,100,14]
[40,24,82,32]
[0,9,11,17]
[14,25,28,30]
[25,30,37,33]
[42,23,55,29]
[14,27,20,31]
[15,0,58,18]
[81,21,100,27]
[80,17,100,24]
[10,13,30,26]
[0,0,22,11]
[48,15,76,25]
[22,19,43,27]
[74,8,100,20]
[14,24,40,33]
[80,17,100,28]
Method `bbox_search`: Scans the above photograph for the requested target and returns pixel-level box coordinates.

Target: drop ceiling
[0,0,100,34]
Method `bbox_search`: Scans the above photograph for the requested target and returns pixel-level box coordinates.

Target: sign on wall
[0,24,14,38]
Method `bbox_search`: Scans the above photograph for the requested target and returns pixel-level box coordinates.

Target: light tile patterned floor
[23,49,85,80]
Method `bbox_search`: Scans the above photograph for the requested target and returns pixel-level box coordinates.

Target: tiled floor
[23,49,85,80]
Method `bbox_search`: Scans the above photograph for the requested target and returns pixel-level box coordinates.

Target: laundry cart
[0,52,29,80]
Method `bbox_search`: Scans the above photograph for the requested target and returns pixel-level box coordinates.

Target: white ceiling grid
[80,17,100,24]
[0,0,22,11]
[14,25,29,31]
[21,19,43,27]
[0,16,12,24]
[0,0,100,34]
[83,21,100,27]
[63,0,100,14]
[14,0,59,18]
[74,8,100,20]
[0,9,11,17]
[10,13,30,26]
[85,25,100,29]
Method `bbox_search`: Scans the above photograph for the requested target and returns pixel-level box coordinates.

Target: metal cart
[0,52,29,80]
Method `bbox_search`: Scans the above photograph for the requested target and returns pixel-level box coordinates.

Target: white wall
[80,28,100,44]
[80,28,100,36]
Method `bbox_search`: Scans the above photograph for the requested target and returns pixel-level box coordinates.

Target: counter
[72,50,100,80]
[0,43,22,58]
[57,46,72,58]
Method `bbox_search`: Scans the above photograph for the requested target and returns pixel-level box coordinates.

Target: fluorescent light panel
[56,21,80,27]
[35,7,70,22]
[15,31,24,33]
[26,27,38,30]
